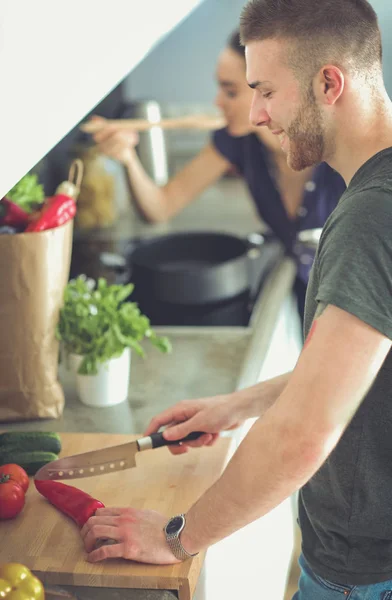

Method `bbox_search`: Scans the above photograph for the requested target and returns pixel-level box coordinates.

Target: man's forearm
[178,305,392,556]
[232,372,292,419]
[181,397,325,554]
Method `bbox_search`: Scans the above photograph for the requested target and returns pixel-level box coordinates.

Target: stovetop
[70,232,284,327]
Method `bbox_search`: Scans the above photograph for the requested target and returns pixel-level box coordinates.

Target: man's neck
[328,97,392,185]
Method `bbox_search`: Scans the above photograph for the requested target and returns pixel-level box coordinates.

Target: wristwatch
[163,514,199,561]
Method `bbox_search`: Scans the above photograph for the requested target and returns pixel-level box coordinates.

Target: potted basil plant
[57,275,171,407]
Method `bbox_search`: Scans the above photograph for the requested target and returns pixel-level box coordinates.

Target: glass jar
[73,145,116,230]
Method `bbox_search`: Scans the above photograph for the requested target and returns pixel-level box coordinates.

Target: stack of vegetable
[0,173,77,235]
[0,432,62,476]
[0,432,62,522]
[0,431,106,532]
[0,463,29,520]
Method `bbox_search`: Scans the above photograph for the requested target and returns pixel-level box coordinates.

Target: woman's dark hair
[228,30,245,59]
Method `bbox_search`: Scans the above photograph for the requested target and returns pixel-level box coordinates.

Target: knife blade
[34,431,204,481]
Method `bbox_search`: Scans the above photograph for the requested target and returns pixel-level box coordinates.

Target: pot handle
[100,251,127,270]
[99,252,131,285]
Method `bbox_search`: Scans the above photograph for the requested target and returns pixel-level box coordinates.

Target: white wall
[125,0,246,105]
[370,0,392,98]
[126,0,392,106]
[1,0,204,199]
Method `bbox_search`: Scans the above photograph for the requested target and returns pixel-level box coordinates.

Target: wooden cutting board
[0,433,234,600]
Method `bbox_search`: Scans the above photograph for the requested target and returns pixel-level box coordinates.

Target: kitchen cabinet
[0,0,204,199]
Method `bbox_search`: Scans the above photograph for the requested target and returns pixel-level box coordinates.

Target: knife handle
[149,431,205,449]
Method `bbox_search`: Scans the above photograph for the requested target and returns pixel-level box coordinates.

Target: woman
[85,31,346,325]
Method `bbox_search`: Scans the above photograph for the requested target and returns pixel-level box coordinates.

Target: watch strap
[167,533,196,561]
[164,514,199,561]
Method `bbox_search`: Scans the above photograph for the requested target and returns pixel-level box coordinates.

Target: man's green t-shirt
[301,148,392,585]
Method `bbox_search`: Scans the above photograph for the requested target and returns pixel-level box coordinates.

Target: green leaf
[57,275,171,374]
[5,173,44,212]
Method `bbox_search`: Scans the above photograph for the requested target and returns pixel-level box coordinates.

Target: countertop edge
[235,256,297,391]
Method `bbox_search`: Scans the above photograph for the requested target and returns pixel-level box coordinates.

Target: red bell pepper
[25,193,76,233]
[34,479,104,527]
[0,198,30,228]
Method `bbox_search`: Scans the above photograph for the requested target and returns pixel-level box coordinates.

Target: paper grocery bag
[0,220,73,422]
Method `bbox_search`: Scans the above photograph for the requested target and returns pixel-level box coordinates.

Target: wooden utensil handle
[150,431,205,448]
[111,116,225,131]
[81,115,225,134]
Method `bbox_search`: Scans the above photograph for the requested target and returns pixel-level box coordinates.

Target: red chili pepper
[0,198,30,228]
[34,479,104,527]
[25,194,76,233]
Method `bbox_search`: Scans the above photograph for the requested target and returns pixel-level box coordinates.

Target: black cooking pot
[128,231,251,306]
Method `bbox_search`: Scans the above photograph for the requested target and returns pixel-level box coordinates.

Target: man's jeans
[292,554,392,600]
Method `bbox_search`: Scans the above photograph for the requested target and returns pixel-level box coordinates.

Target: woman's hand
[81,507,181,564]
[84,116,139,165]
[144,394,246,455]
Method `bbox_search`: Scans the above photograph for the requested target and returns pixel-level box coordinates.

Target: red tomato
[0,464,29,493]
[0,478,25,520]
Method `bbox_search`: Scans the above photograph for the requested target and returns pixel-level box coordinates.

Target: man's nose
[250,96,270,127]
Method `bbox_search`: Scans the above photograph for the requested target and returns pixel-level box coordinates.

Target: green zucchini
[0,451,58,476]
[0,431,61,454]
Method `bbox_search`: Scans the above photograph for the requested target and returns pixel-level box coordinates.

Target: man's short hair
[240,0,382,84]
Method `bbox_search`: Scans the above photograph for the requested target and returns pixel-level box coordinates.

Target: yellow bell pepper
[0,563,44,599]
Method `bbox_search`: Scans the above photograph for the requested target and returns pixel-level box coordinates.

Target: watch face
[166,516,184,536]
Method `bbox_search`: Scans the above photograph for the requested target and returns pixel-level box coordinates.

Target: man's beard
[286,88,327,171]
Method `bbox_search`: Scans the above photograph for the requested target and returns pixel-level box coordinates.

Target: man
[81,0,392,596]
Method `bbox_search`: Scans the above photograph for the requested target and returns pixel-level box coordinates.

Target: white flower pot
[72,348,131,407]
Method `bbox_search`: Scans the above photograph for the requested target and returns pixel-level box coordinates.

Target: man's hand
[81,507,181,564]
[144,394,246,455]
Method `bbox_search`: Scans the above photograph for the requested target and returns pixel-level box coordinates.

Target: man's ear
[316,66,344,106]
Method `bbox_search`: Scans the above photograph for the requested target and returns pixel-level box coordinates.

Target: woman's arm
[89,118,231,223]
[124,143,231,222]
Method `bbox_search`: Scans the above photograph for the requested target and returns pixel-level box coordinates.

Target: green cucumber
[0,451,58,476]
[0,431,61,454]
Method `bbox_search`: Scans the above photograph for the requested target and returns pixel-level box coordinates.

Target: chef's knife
[34,431,204,481]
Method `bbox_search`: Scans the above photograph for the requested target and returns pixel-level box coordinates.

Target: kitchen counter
[2,257,296,438]
[4,327,252,435]
[1,256,299,600]
[1,177,302,599]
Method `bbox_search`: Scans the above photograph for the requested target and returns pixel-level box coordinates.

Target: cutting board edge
[32,567,199,591]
